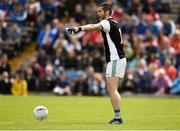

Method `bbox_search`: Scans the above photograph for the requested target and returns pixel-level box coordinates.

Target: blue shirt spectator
[37,24,57,46]
[171,71,180,95]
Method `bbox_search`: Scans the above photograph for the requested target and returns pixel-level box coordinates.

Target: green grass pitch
[0,95,180,130]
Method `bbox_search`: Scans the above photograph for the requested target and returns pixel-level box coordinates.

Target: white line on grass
[0,129,180,131]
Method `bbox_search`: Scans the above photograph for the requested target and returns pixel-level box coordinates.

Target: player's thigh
[106,77,120,92]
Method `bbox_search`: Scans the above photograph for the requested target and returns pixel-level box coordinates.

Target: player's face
[96,7,106,20]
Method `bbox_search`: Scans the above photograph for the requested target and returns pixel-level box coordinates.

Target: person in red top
[170,30,180,54]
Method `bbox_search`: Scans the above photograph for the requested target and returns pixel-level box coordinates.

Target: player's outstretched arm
[66,23,102,34]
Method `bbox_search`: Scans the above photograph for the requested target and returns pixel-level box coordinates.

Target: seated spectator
[152,68,172,95]
[51,48,65,76]
[73,72,89,96]
[137,70,153,93]
[86,66,95,92]
[8,23,21,41]
[37,49,48,68]
[123,35,134,60]
[11,71,28,96]
[0,54,11,75]
[53,32,68,50]
[89,73,106,96]
[128,0,143,15]
[121,15,134,35]
[171,71,180,95]
[42,0,59,23]
[64,50,79,79]
[53,70,71,95]
[153,14,163,33]
[92,49,104,73]
[28,0,41,14]
[146,16,159,37]
[9,3,28,26]
[25,67,37,91]
[164,60,177,80]
[66,35,82,54]
[0,1,13,13]
[158,32,172,54]
[170,29,180,54]
[162,15,176,36]
[175,53,180,70]
[36,24,55,48]
[0,15,7,42]
[27,57,43,78]
[136,15,147,37]
[7,23,21,51]
[112,4,123,20]
[121,69,138,93]
[134,60,151,93]
[0,71,12,94]
[38,65,55,91]
[128,53,147,71]
[78,49,91,70]
[72,4,86,23]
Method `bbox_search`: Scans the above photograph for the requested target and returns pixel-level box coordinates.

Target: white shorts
[106,58,127,78]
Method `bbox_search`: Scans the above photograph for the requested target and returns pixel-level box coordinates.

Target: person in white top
[66,3,126,125]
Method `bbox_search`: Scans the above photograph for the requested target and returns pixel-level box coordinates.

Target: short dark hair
[97,3,112,15]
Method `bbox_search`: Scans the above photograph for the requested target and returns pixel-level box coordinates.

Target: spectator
[170,29,180,54]
[86,66,95,92]
[37,49,48,68]
[152,68,172,95]
[164,60,177,80]
[52,48,65,76]
[53,70,71,95]
[121,15,134,35]
[72,4,86,23]
[73,72,89,96]
[27,57,43,78]
[92,49,104,73]
[78,49,91,70]
[53,31,68,50]
[11,71,28,96]
[136,14,147,37]
[37,24,54,47]
[27,0,41,27]
[0,71,11,94]
[153,14,163,33]
[146,53,161,67]
[0,15,7,42]
[90,73,106,96]
[38,65,55,91]
[171,71,180,95]
[25,67,37,91]
[146,16,159,37]
[0,54,11,75]
[66,35,82,54]
[121,69,138,93]
[43,0,59,23]
[128,53,147,71]
[9,3,28,26]
[162,15,176,36]
[137,70,153,93]
[64,50,78,71]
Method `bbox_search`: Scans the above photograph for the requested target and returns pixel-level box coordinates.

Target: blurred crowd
[0,0,180,96]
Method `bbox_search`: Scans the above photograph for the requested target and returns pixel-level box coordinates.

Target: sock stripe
[114,109,120,113]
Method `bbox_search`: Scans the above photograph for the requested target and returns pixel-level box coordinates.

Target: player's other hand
[66,27,81,34]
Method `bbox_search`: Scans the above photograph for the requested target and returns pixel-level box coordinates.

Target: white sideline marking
[0,129,180,131]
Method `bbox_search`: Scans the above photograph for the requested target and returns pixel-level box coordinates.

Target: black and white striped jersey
[100,17,125,62]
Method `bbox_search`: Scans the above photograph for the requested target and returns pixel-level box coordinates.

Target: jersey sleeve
[100,19,110,32]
